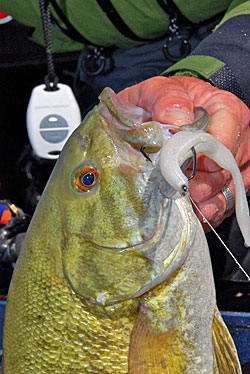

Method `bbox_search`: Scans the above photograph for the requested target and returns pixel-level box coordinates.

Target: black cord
[38,0,59,90]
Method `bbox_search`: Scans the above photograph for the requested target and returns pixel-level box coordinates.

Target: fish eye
[75,167,99,192]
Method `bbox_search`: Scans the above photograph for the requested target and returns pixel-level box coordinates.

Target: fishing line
[189,196,250,281]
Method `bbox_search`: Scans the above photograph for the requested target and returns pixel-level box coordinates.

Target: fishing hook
[187,147,197,181]
[181,147,197,195]
[140,146,152,163]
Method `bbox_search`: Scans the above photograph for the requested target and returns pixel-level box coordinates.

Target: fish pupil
[81,172,95,186]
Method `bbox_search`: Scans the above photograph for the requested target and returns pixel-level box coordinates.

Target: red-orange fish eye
[75,167,99,192]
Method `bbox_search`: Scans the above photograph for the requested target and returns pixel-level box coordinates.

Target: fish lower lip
[87,241,143,251]
[89,228,162,251]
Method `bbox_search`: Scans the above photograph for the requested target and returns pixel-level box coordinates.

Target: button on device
[40,115,69,143]
[40,114,68,129]
[40,130,69,143]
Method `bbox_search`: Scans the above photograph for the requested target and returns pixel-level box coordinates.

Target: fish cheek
[62,242,154,306]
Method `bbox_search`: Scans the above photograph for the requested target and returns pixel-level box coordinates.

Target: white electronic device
[26,83,82,159]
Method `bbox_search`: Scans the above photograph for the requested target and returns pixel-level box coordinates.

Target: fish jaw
[99,87,165,154]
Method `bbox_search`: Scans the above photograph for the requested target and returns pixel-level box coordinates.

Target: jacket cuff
[162,55,247,105]
[162,55,225,81]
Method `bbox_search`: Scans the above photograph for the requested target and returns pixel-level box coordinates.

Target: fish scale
[5,242,136,373]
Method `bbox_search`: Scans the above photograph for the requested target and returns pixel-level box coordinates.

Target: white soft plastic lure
[160,126,250,247]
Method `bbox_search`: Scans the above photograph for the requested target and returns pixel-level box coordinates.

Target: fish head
[46,88,195,306]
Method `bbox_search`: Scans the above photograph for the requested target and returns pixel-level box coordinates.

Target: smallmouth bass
[3,88,249,373]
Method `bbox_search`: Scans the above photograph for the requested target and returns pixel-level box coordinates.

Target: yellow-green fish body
[3,88,243,373]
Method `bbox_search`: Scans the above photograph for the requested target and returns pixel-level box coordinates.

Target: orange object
[0,205,12,227]
[0,209,11,225]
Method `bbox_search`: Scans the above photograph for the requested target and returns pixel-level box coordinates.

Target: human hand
[118,76,250,231]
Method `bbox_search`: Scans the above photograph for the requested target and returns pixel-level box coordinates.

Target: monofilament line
[189,195,250,281]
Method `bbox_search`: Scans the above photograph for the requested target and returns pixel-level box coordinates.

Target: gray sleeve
[190,15,250,107]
